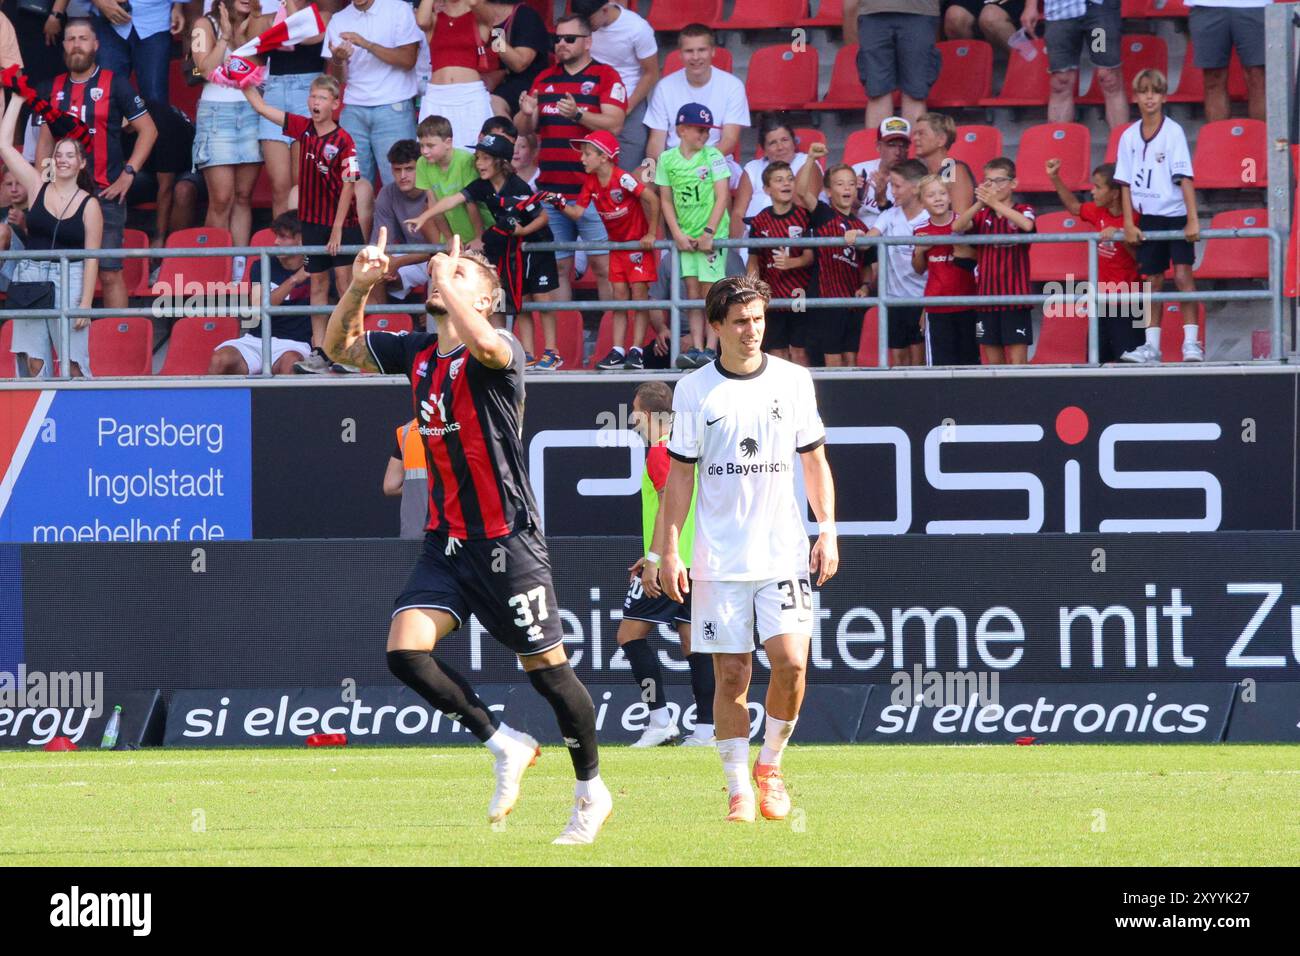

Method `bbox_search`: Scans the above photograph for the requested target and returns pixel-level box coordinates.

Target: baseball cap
[474,133,515,160]
[878,116,911,142]
[570,130,620,159]
[675,103,720,128]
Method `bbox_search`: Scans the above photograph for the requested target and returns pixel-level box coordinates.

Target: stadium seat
[252,167,274,209]
[158,316,240,375]
[1192,119,1267,189]
[927,40,994,109]
[1030,304,1088,364]
[591,311,659,363]
[1141,0,1189,16]
[94,227,150,299]
[1158,302,1204,362]
[250,228,278,249]
[745,46,819,113]
[663,46,733,75]
[1169,43,1248,104]
[949,126,1003,178]
[710,0,808,30]
[1194,209,1270,280]
[1078,34,1167,104]
[855,308,883,367]
[89,317,152,376]
[799,0,843,26]
[980,39,1052,106]
[364,313,414,333]
[756,128,826,159]
[153,227,234,298]
[1015,123,1092,191]
[1104,122,1128,164]
[1029,211,1092,283]
[0,321,14,377]
[805,45,867,111]
[842,129,878,167]
[516,311,584,369]
[648,0,723,32]
[168,58,202,121]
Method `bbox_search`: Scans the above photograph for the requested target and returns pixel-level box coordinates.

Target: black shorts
[762,309,807,352]
[1098,313,1144,364]
[394,526,564,656]
[887,305,925,350]
[622,575,691,626]
[815,307,865,356]
[925,309,980,366]
[302,220,366,274]
[943,0,1026,28]
[974,308,1034,346]
[494,242,560,314]
[1135,214,1196,277]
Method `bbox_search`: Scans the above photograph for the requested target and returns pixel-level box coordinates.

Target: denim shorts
[259,71,316,144]
[193,98,264,169]
[340,100,418,184]
[547,201,608,260]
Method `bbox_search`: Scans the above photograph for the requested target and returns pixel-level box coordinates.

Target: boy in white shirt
[867,159,930,367]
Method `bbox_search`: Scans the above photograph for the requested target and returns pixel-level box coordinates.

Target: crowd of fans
[0,0,1273,375]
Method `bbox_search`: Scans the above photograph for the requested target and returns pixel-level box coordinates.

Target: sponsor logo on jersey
[740,437,759,458]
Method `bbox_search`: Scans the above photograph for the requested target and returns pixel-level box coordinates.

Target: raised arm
[242,84,287,129]
[0,94,41,199]
[796,144,826,211]
[323,227,389,373]
[1046,159,1081,215]
[429,234,512,368]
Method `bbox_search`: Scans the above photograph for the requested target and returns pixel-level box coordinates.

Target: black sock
[621,637,666,710]
[688,653,715,724]
[387,650,498,742]
[527,662,599,781]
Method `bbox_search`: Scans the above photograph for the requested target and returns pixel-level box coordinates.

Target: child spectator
[209,212,313,376]
[549,130,663,371]
[655,102,730,370]
[514,132,541,189]
[746,160,815,365]
[867,158,930,367]
[414,114,485,246]
[405,131,560,363]
[953,157,1037,365]
[912,175,979,366]
[796,142,874,367]
[243,75,364,374]
[1114,68,1201,363]
[1047,158,1143,363]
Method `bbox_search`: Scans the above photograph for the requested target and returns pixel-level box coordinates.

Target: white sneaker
[679,730,716,747]
[630,721,680,748]
[1182,341,1205,362]
[488,732,539,823]
[552,785,613,845]
[1120,342,1162,364]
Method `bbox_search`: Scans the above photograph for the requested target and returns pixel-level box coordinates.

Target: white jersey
[1113,117,1193,218]
[874,204,930,299]
[667,354,825,582]
[848,158,895,229]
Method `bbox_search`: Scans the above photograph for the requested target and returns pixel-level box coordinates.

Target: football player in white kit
[658,275,839,823]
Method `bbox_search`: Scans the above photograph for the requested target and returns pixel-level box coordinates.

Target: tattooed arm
[323,227,389,372]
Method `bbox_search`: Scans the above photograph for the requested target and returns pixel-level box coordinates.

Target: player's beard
[425,301,449,323]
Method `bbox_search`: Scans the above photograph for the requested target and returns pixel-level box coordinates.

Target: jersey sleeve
[653,155,670,187]
[1018,204,1037,231]
[723,76,751,128]
[644,443,672,492]
[1113,131,1133,186]
[1168,125,1194,182]
[619,170,646,200]
[644,85,669,133]
[707,149,730,184]
[113,73,148,123]
[365,329,435,377]
[795,368,826,453]
[667,378,701,462]
[461,177,494,204]
[600,67,628,110]
[283,112,311,142]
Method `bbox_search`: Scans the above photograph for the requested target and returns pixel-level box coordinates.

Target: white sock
[1183,324,1199,346]
[693,722,714,739]
[716,737,753,798]
[758,715,797,767]
[612,345,625,356]
[576,774,608,802]
[648,706,672,729]
[484,722,528,758]
[1146,326,1162,349]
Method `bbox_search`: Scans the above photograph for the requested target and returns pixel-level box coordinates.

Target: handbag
[181,14,220,88]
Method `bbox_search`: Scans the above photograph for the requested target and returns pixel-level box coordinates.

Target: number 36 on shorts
[691,576,815,653]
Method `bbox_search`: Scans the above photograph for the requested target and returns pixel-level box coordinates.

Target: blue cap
[675,103,719,128]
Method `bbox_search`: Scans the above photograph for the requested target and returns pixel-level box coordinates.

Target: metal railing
[0,222,1286,377]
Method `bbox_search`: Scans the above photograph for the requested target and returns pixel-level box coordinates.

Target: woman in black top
[0,90,102,377]
[482,0,549,118]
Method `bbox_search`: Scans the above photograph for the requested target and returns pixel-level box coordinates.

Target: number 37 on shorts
[690,576,814,654]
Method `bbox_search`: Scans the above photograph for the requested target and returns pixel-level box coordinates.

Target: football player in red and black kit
[323,229,612,845]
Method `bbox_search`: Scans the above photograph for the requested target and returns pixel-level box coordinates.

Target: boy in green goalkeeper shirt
[618,381,716,747]
[655,103,731,370]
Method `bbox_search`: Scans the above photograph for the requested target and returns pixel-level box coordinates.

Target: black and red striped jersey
[41,68,147,192]
[749,204,815,302]
[366,328,539,540]
[528,60,627,197]
[969,204,1036,311]
[810,201,870,299]
[284,113,360,228]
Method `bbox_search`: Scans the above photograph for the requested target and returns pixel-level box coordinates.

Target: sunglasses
[554,33,589,43]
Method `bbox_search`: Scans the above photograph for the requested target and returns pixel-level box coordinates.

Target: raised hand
[353,226,390,288]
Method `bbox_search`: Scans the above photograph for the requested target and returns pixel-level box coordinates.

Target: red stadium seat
[1194,209,1270,280]
[1029,212,1092,283]
[1015,123,1092,191]
[648,0,723,32]
[591,311,658,363]
[711,0,807,29]
[1159,302,1204,362]
[1078,34,1167,104]
[516,311,584,369]
[159,316,240,375]
[89,317,152,376]
[364,313,414,333]
[799,0,844,25]
[980,39,1052,106]
[95,227,150,299]
[153,228,234,302]
[1169,43,1248,104]
[756,128,826,159]
[663,46,733,75]
[1141,0,1189,16]
[842,129,878,167]
[1192,119,1267,188]
[949,126,1003,178]
[251,166,274,210]
[805,45,867,111]
[250,228,278,249]
[168,57,202,121]
[855,308,883,367]
[1104,122,1128,164]
[745,46,819,112]
[927,40,994,109]
[1030,304,1088,364]
[0,321,15,377]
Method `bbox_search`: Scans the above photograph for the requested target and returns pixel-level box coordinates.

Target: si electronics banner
[0,389,251,542]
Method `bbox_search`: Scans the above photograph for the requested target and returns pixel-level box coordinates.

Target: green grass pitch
[1,744,1297,866]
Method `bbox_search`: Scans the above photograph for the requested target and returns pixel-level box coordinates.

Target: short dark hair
[480,116,518,141]
[761,160,793,188]
[985,156,1017,179]
[705,275,770,327]
[759,114,798,149]
[571,0,607,19]
[388,139,421,166]
[1092,162,1117,189]
[891,159,929,184]
[556,13,592,33]
[679,23,714,44]
[634,381,673,415]
[271,211,302,236]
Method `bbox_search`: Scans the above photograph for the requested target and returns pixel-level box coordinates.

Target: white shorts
[691,576,814,654]
[216,334,309,375]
